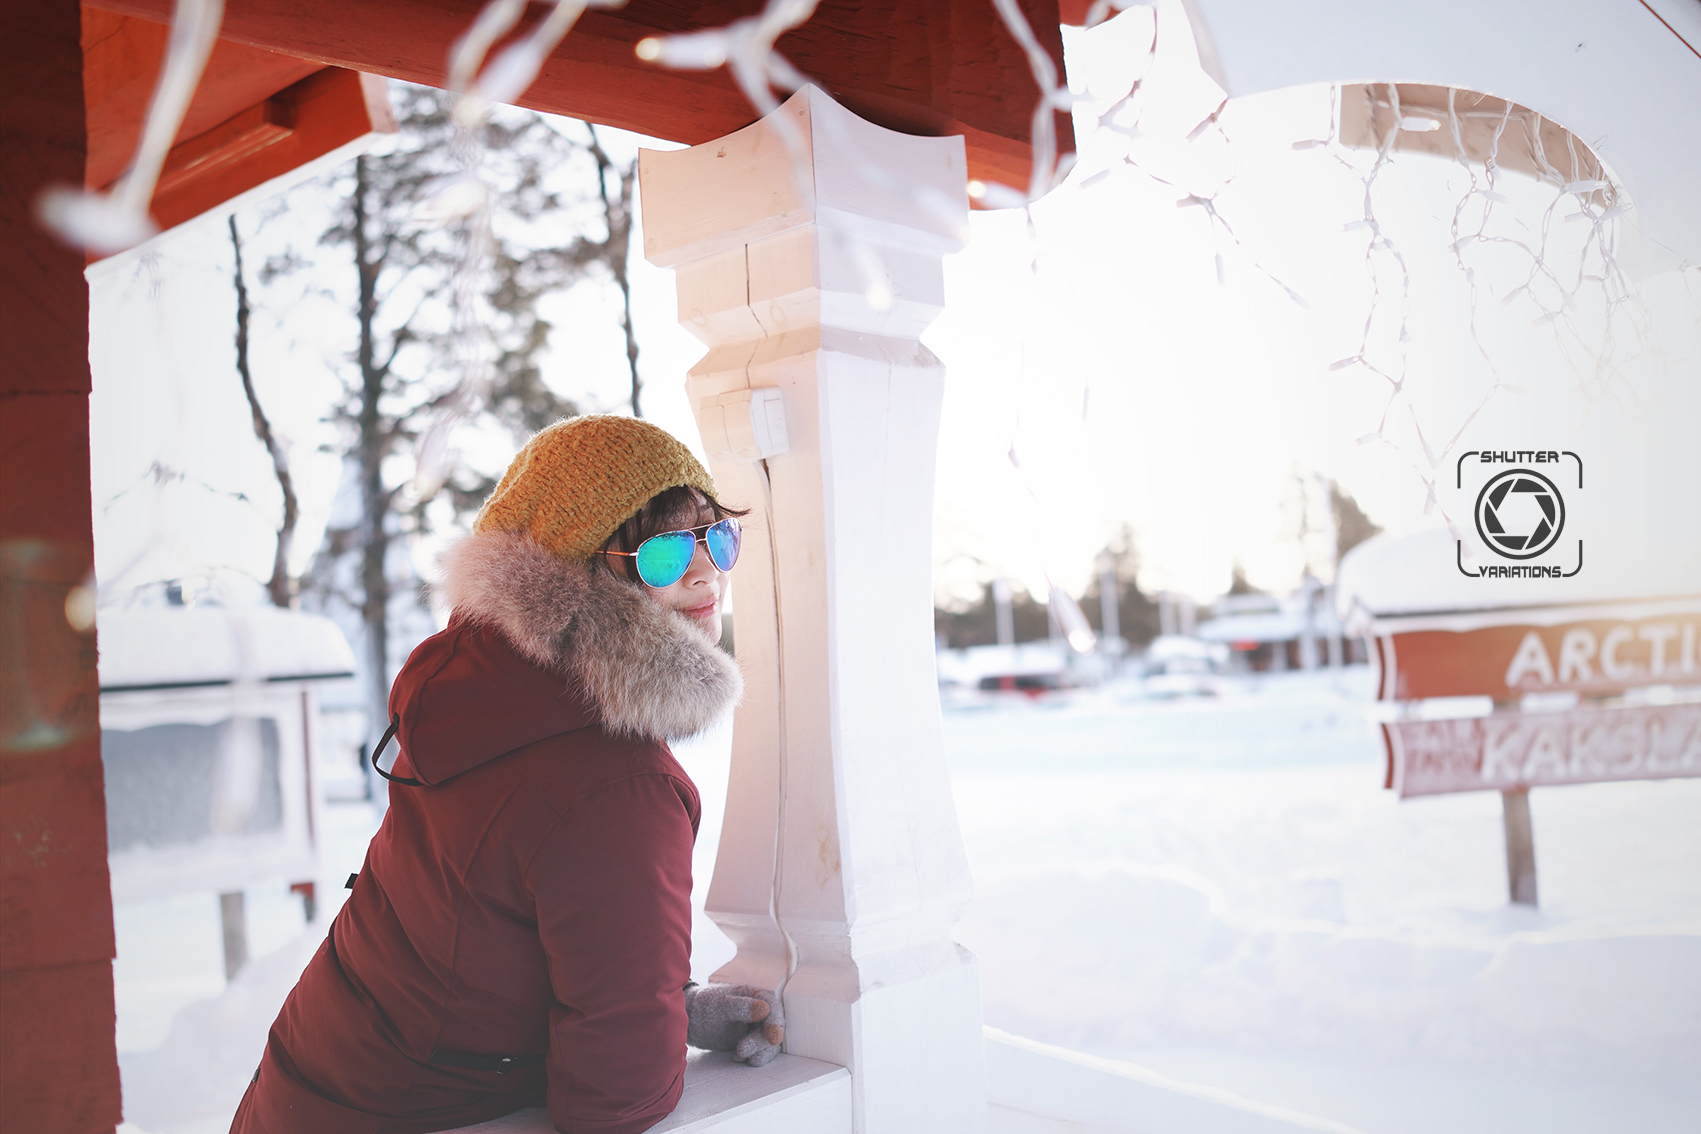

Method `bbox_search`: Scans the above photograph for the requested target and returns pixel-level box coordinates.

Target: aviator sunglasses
[601,517,742,588]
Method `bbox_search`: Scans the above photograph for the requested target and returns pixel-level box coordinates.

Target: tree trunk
[588,127,641,417]
[353,154,392,773]
[612,173,640,418]
[229,215,299,608]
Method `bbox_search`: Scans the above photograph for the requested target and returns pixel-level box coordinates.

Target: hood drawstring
[371,713,425,787]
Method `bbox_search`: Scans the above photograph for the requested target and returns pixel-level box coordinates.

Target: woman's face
[603,491,730,643]
[647,534,726,643]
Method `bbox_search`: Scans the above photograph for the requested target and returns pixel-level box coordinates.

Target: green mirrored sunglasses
[600,517,742,588]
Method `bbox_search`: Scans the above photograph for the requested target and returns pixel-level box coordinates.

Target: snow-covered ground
[112,667,1700,1133]
[949,668,1701,1133]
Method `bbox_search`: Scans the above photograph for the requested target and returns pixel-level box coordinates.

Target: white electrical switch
[698,387,789,461]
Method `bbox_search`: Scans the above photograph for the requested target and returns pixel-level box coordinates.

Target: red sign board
[1385,702,1701,797]
[1377,611,1701,702]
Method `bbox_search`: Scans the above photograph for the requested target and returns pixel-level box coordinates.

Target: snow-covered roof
[1196,611,1301,644]
[1195,598,1342,644]
[1144,634,1223,660]
[98,605,356,691]
[936,642,1068,684]
[1335,528,1701,622]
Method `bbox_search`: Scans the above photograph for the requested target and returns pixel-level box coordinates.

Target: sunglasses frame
[600,516,741,588]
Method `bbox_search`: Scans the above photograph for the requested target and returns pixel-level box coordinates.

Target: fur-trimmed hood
[430,529,742,744]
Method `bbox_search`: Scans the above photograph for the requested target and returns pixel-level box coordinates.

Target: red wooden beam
[83,6,396,245]
[87,0,1072,190]
[1056,0,1094,24]
[82,7,324,190]
[1,1,125,1130]
[146,67,395,234]
[151,98,296,200]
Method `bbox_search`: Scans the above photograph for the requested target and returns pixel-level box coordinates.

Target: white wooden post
[640,86,985,1133]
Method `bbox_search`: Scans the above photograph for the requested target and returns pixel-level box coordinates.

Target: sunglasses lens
[705,518,741,573]
[634,530,696,588]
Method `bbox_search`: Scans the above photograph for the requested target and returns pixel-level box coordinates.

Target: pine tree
[1329,480,1383,565]
[1079,528,1162,647]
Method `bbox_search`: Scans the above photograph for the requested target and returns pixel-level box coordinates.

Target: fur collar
[437,530,742,741]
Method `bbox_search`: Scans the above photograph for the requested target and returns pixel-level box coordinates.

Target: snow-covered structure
[98,601,354,964]
[937,642,1074,695]
[1197,586,1353,673]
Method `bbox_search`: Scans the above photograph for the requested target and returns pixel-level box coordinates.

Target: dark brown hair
[597,485,749,584]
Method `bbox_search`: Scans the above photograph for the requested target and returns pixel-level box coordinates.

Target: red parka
[233,531,742,1134]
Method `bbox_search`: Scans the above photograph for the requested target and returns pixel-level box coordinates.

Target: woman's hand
[683,983,785,1066]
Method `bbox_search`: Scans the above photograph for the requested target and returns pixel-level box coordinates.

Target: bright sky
[85,6,1700,615]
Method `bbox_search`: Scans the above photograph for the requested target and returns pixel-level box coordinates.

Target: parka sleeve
[530,772,696,1134]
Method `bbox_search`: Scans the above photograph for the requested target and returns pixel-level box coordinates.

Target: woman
[234,416,782,1134]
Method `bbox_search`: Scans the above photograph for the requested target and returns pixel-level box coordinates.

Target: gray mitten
[733,988,784,1067]
[683,983,785,1065]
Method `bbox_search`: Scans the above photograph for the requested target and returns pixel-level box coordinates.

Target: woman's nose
[682,541,719,583]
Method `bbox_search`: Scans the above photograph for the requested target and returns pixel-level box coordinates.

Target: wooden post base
[1502,788,1538,906]
[220,890,249,979]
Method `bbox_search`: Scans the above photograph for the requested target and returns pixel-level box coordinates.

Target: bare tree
[584,125,641,416]
[229,213,299,608]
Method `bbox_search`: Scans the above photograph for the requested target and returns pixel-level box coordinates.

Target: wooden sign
[1385,702,1701,797]
[1366,598,1701,799]
[1364,596,1701,907]
[1372,601,1701,703]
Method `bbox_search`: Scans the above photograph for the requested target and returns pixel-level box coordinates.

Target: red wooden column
[1,1,125,1130]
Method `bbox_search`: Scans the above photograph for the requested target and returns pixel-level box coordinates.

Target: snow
[110,669,1699,1133]
[98,604,356,690]
[948,669,1701,1132]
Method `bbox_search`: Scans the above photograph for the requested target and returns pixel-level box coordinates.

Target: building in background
[1196,579,1363,673]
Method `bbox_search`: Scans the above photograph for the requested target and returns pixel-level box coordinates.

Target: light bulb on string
[37,0,225,255]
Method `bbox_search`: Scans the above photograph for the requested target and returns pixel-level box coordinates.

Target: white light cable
[757,458,801,1013]
[38,0,226,254]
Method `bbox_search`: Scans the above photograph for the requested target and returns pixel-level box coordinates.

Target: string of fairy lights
[1317,83,1646,543]
[38,0,226,254]
[403,1,631,499]
[38,0,1650,588]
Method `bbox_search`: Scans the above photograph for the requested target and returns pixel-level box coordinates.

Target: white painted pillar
[640,86,984,1133]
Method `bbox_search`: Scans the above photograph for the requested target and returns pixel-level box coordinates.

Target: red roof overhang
[84,0,1074,234]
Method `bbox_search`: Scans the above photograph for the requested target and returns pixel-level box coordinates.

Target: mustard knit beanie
[473,415,718,561]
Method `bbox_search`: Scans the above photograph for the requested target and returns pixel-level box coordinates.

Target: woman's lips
[683,598,718,618]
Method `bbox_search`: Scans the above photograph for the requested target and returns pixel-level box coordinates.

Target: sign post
[1361,599,1701,905]
[1501,787,1537,906]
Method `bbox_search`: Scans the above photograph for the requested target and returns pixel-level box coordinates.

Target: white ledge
[446,1050,851,1134]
